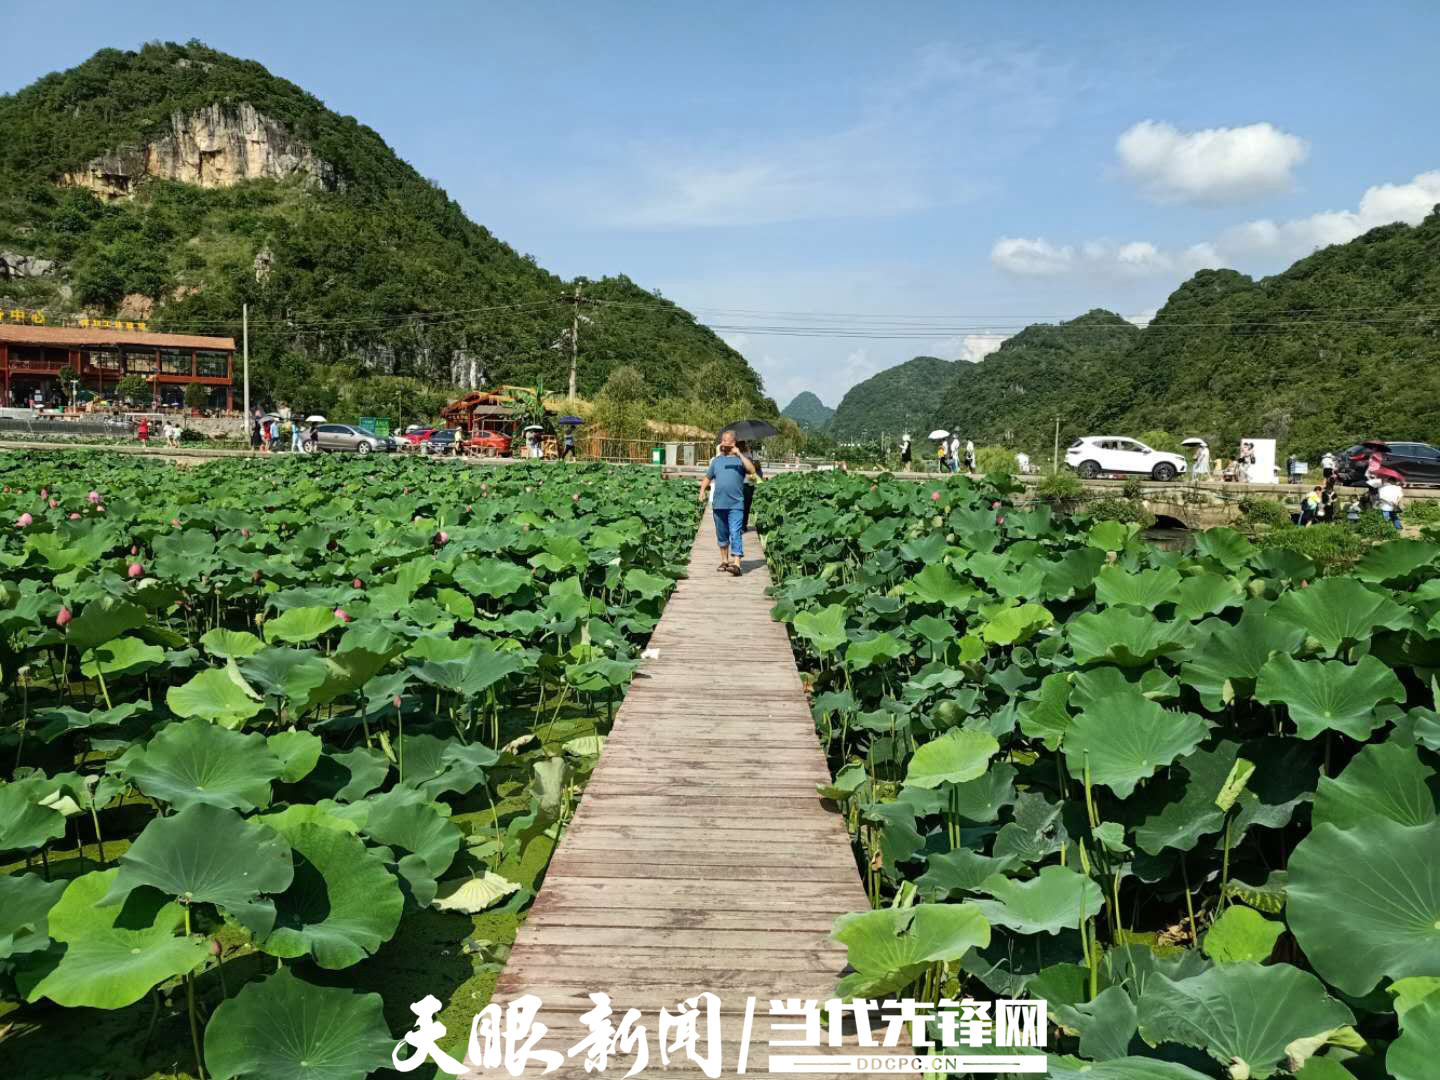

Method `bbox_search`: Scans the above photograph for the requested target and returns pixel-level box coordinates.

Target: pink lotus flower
[170,518,180,527]
[392,694,403,709]
[56,607,72,627]
[69,512,81,520]
[128,562,144,578]
[87,490,101,504]
[352,578,364,589]
[49,499,58,509]
[996,516,1006,526]
[930,491,941,502]
[16,512,32,527]
[130,545,138,556]
[334,607,351,623]
[991,501,1001,509]
[40,488,48,499]
[434,531,449,546]
[466,504,473,513]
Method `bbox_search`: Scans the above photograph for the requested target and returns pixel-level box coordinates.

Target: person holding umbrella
[699,430,757,575]
[900,433,912,468]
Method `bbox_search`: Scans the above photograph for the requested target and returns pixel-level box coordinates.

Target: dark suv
[1335,442,1440,487]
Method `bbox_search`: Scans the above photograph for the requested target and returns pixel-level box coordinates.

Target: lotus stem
[90,649,113,710]
[139,987,162,1056]
[183,906,207,1079]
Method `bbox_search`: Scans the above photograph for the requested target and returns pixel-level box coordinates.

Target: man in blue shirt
[699,431,757,576]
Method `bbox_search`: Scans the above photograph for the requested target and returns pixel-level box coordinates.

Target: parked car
[465,428,513,457]
[1065,436,1188,481]
[308,424,397,455]
[399,426,437,447]
[422,428,463,455]
[1335,441,1440,488]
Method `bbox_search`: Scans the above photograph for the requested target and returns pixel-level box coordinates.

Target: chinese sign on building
[0,308,149,332]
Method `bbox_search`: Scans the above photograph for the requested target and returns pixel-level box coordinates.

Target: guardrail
[0,416,135,439]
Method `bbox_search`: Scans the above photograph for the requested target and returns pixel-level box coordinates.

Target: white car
[1066,436,1188,481]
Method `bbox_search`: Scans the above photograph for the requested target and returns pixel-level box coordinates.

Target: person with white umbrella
[929,429,949,473]
[899,433,912,468]
[1182,438,1210,477]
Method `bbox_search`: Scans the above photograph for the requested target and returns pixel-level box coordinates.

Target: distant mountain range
[825,210,1440,457]
[780,391,835,430]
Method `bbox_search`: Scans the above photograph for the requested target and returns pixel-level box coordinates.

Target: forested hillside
[0,41,768,416]
[930,310,1141,446]
[780,391,834,430]
[829,355,955,439]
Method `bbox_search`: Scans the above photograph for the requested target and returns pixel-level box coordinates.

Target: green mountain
[780,391,834,430]
[829,355,956,440]
[930,310,1142,446]
[0,41,768,417]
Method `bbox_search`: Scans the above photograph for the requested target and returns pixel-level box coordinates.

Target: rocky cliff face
[63,103,340,199]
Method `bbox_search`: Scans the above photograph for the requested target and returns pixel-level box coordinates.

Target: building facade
[0,323,236,410]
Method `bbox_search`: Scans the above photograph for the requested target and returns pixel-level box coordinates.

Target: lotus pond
[0,453,694,1079]
[756,469,1440,1080]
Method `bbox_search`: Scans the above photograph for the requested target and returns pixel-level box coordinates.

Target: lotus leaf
[102,803,295,938]
[359,788,463,907]
[204,968,393,1080]
[1067,608,1187,668]
[992,791,1068,865]
[903,730,998,789]
[239,648,332,706]
[23,869,209,1009]
[1040,546,1107,600]
[846,631,910,670]
[1202,904,1283,965]
[264,605,341,644]
[1312,736,1439,831]
[1136,964,1353,1079]
[1191,526,1255,569]
[0,873,66,959]
[267,730,324,783]
[0,781,68,852]
[1255,653,1404,740]
[200,627,265,659]
[1095,564,1182,610]
[331,746,390,802]
[1270,576,1411,655]
[791,603,849,652]
[1172,571,1245,623]
[79,635,164,677]
[973,865,1104,935]
[1086,520,1140,552]
[1064,691,1209,798]
[260,822,403,969]
[34,700,151,742]
[1017,672,1071,749]
[622,568,672,600]
[166,666,263,727]
[904,563,976,609]
[1353,538,1440,583]
[978,601,1052,645]
[65,596,146,651]
[1178,599,1307,709]
[1042,1057,1211,1079]
[831,903,990,997]
[1051,985,1138,1061]
[408,645,524,697]
[1389,994,1440,1080]
[1289,816,1440,995]
[915,849,1019,899]
[116,718,285,812]
[432,871,521,914]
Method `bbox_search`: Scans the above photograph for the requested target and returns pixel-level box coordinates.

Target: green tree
[183,382,210,411]
[115,374,151,405]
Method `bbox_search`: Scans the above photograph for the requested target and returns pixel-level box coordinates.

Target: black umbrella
[719,418,780,441]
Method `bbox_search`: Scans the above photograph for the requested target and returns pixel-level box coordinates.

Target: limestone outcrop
[63,103,340,200]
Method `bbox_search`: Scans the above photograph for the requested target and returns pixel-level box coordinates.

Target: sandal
[727,564,743,576]
[716,563,730,572]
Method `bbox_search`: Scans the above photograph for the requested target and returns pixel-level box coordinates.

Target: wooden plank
[465,516,873,1076]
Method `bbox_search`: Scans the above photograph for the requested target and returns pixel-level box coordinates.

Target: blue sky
[6,1,1440,406]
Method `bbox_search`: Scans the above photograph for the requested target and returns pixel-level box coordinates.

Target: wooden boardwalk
[470,513,873,1078]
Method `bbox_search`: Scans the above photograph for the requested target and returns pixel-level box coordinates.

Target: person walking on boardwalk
[739,439,764,533]
[699,431,756,576]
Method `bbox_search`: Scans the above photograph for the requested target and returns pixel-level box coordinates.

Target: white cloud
[1116,120,1309,205]
[957,334,1008,362]
[991,236,1074,275]
[992,169,1440,284]
[1125,308,1158,328]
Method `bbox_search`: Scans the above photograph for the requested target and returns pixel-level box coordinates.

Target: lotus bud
[56,606,72,627]
[466,504,473,513]
[69,512,81,520]
[393,695,403,709]
[16,512,32,527]
[209,939,222,958]
[434,531,449,546]
[931,491,941,502]
[991,501,1001,509]
[130,545,139,556]
[87,490,101,503]
[996,515,1006,526]
[128,562,144,579]
[40,488,48,498]
[49,499,58,508]
[352,578,364,589]
[334,607,351,623]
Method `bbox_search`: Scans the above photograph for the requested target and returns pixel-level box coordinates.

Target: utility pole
[242,303,250,422]
[567,282,582,402]
[1053,416,1060,473]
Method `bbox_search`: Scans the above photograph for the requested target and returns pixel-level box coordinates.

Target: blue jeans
[713,507,744,557]
[1383,510,1402,530]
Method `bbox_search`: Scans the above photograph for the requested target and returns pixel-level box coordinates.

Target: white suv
[1066,436,1188,481]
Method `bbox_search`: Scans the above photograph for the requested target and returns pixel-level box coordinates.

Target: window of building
[124,349,158,374]
[159,349,192,375]
[89,349,121,371]
[196,351,229,378]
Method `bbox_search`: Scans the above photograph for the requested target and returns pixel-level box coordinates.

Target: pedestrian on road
[1321,450,1336,481]
[1192,443,1211,476]
[1286,453,1300,484]
[699,431,756,576]
[1300,486,1322,526]
[1015,451,1030,475]
[269,418,280,451]
[1321,476,1337,521]
[899,434,912,468]
[137,416,149,446]
[1237,441,1255,483]
[964,439,976,473]
[1377,478,1405,530]
[559,426,576,461]
[250,415,263,451]
[290,419,303,452]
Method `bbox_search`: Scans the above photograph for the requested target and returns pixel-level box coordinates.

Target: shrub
[1352,509,1397,539]
[976,446,1018,475]
[1239,496,1294,528]
[1035,470,1083,499]
[1121,477,1144,500]
[182,382,210,411]
[1259,523,1371,575]
[1085,496,1156,528]
[115,374,152,405]
[1407,500,1440,526]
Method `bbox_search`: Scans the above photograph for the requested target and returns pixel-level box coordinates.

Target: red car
[465,428,513,457]
[399,427,437,446]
